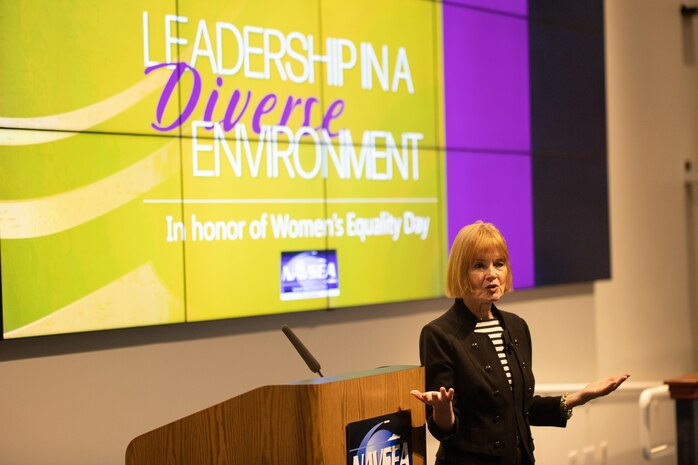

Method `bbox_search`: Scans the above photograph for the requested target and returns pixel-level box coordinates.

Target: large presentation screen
[0,0,609,338]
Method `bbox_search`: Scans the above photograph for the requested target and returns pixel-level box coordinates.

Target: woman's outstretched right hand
[410,387,455,432]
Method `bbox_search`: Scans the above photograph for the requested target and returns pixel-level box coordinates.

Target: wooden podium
[665,373,698,465]
[126,365,426,465]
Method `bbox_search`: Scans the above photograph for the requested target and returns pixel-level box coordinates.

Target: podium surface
[126,365,426,465]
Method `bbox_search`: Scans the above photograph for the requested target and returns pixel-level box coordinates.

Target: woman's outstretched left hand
[566,373,630,408]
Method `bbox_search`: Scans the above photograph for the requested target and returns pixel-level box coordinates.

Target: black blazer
[420,299,567,464]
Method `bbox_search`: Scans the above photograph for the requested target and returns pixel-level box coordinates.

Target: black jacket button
[494,440,502,448]
[522,361,527,368]
[471,342,479,350]
[494,415,502,423]
[485,364,492,372]
[493,389,500,397]
[514,338,518,344]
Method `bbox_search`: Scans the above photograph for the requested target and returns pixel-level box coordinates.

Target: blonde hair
[446,221,514,298]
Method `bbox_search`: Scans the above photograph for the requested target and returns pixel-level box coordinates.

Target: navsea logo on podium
[346,411,412,465]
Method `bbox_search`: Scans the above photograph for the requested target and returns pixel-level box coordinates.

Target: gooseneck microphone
[281,325,324,377]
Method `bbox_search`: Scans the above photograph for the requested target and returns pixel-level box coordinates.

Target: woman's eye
[473,262,485,269]
[495,261,505,268]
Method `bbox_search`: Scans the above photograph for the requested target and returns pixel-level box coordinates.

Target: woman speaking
[411,221,629,465]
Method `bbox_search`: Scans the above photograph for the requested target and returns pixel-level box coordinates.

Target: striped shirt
[474,319,512,385]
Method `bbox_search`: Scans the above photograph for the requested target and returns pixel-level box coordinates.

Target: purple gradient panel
[446,152,534,289]
[443,4,530,152]
[445,0,527,16]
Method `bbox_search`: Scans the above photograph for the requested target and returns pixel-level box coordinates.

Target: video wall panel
[0,0,609,338]
[0,129,186,337]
